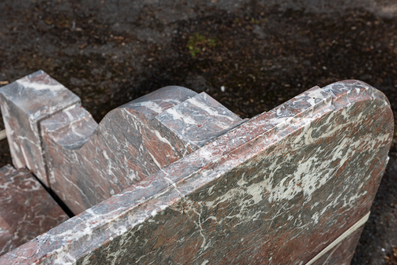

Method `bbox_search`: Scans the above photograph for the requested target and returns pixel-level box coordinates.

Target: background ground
[0,0,396,264]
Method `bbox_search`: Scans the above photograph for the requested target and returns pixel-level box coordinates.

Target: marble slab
[0,80,392,264]
[0,70,80,186]
[0,165,69,257]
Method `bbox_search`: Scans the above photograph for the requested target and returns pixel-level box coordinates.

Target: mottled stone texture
[40,86,240,214]
[0,70,80,186]
[0,165,69,257]
[0,79,392,264]
[311,226,364,265]
[156,92,243,147]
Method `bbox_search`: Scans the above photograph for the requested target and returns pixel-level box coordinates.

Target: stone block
[0,70,80,186]
[40,86,201,214]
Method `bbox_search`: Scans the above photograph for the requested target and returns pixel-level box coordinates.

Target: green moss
[187,33,218,57]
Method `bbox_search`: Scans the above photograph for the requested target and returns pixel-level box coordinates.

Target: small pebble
[221,86,225,92]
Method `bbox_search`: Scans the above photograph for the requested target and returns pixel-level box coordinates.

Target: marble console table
[0,71,393,264]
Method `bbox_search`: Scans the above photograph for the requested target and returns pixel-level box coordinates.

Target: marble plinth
[0,79,392,264]
[0,71,80,186]
[0,165,69,257]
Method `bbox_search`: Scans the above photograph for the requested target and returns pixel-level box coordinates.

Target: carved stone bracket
[0,72,393,264]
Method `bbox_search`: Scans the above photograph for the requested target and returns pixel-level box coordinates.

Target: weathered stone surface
[0,165,69,257]
[0,80,392,264]
[0,70,80,186]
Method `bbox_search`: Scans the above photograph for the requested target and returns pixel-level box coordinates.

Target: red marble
[0,165,69,257]
[40,86,241,214]
[0,70,80,186]
[40,86,198,214]
[156,92,243,147]
[0,79,393,264]
[311,226,365,265]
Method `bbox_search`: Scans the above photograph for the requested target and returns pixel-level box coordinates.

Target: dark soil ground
[0,1,396,264]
